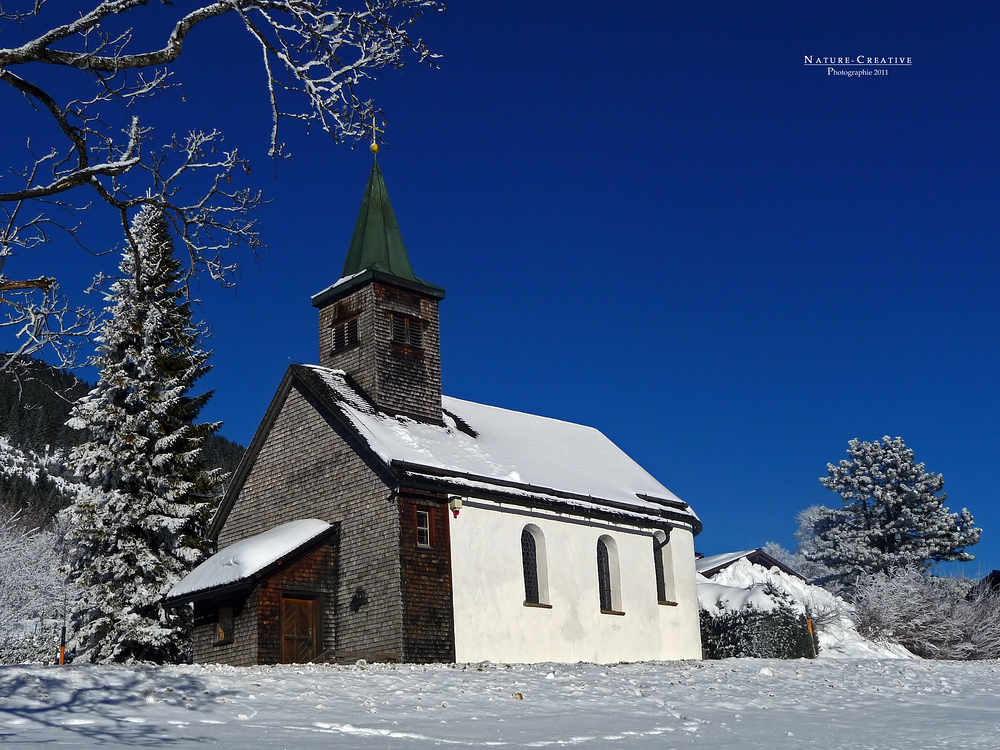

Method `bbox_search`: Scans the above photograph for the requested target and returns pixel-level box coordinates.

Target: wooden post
[806,617,817,658]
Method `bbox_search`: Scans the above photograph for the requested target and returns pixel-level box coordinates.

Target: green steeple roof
[312,157,444,308]
[343,158,443,285]
[342,158,414,278]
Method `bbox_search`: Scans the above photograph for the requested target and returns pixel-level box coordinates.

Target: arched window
[653,529,676,604]
[521,527,539,603]
[521,525,549,606]
[597,535,623,614]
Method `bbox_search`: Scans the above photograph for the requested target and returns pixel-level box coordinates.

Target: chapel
[168,154,703,665]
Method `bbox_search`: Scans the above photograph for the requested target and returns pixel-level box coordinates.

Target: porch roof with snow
[210,365,700,538]
[168,519,336,603]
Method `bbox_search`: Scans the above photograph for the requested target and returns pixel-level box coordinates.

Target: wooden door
[281,597,317,663]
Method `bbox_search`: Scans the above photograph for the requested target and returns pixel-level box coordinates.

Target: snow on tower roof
[168,519,333,601]
[294,365,697,529]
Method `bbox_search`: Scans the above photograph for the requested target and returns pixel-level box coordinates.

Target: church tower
[311,157,446,423]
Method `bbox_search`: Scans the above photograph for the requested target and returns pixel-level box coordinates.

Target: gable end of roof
[207,366,397,540]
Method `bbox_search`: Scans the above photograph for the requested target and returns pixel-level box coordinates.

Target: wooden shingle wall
[192,592,259,666]
[318,285,377,393]
[256,544,337,664]
[398,492,455,663]
[217,384,406,661]
[318,282,442,424]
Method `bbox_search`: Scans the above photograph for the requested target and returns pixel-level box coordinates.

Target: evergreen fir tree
[804,436,980,594]
[65,205,221,663]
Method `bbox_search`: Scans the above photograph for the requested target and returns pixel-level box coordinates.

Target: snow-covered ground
[2,659,999,747]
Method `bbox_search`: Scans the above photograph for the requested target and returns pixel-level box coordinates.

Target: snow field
[2,659,999,748]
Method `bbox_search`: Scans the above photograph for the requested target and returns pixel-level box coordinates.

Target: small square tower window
[415,509,431,548]
[390,314,423,348]
[331,317,360,353]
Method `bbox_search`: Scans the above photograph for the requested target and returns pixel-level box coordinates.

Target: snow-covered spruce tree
[804,436,979,595]
[66,206,221,664]
[762,507,837,584]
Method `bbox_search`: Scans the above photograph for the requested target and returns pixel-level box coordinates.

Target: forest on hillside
[0,360,244,527]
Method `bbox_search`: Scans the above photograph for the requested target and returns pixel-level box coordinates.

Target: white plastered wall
[449,500,702,663]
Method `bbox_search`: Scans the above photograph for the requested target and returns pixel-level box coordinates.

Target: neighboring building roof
[697,550,757,575]
[211,366,700,538]
[697,548,807,580]
[168,519,335,603]
[972,570,1000,596]
[313,158,444,307]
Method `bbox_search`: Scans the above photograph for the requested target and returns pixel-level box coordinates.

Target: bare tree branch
[0,277,55,293]
[0,0,440,372]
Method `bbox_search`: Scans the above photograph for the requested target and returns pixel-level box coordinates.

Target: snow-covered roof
[696,548,806,580]
[696,550,758,575]
[697,578,780,616]
[298,365,696,527]
[310,268,367,300]
[169,519,332,600]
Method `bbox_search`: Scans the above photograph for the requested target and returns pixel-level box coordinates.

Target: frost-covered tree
[763,506,839,583]
[853,569,1000,660]
[0,510,73,664]
[803,436,979,593]
[66,205,220,664]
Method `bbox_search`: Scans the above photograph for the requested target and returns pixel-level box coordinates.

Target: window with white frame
[415,509,431,548]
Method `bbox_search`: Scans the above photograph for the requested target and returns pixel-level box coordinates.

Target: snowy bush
[0,510,74,664]
[852,569,1000,660]
[700,602,817,660]
[698,556,913,658]
[698,571,818,660]
[0,619,66,666]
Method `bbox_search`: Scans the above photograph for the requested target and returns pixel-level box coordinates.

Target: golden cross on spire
[368,114,385,154]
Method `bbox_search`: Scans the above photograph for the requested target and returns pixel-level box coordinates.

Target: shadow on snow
[0,664,236,745]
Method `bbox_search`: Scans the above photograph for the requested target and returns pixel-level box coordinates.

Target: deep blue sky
[7,2,1000,571]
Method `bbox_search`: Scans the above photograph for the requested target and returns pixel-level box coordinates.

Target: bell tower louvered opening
[312,157,445,423]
